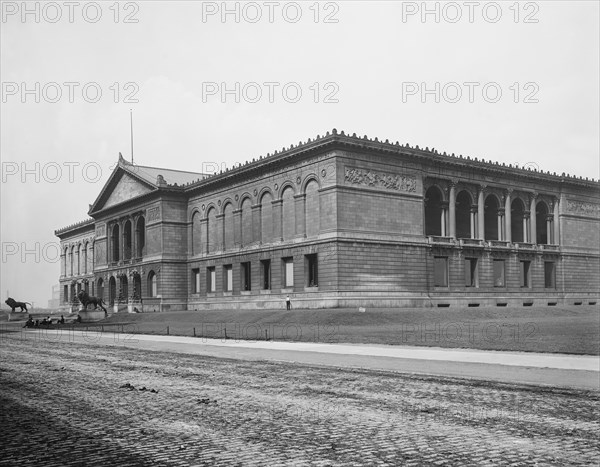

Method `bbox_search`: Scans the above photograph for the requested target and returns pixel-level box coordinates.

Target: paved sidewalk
[14,329,600,390]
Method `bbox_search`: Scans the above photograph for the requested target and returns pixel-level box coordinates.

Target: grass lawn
[5,304,595,355]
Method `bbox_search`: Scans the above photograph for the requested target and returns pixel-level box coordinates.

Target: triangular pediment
[89,157,158,215]
[103,172,154,209]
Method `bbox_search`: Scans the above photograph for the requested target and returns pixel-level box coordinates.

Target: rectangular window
[192,268,200,294]
[223,265,233,292]
[207,266,216,293]
[520,261,531,288]
[464,258,478,287]
[433,257,448,287]
[261,259,271,290]
[283,257,294,288]
[306,254,318,287]
[544,262,556,288]
[493,260,505,287]
[241,262,251,291]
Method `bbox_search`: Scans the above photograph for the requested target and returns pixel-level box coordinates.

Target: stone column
[470,205,477,239]
[477,186,485,239]
[523,211,530,243]
[294,194,306,238]
[61,251,66,277]
[440,202,448,237]
[448,182,456,238]
[504,189,512,243]
[530,193,538,244]
[553,197,560,245]
[272,199,283,241]
[497,208,504,241]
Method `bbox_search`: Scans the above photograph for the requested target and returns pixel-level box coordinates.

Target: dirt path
[1,334,598,466]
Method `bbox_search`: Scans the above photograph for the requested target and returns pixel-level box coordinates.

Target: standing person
[286,294,291,310]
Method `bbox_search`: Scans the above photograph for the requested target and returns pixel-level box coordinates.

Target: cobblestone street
[1,333,598,466]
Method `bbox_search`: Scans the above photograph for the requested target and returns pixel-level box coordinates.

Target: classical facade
[55,130,600,311]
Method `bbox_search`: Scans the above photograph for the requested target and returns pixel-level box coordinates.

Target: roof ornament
[156,174,167,186]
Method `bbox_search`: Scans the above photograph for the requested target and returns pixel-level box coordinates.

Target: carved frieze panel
[344,167,417,192]
[95,224,106,238]
[147,206,161,223]
[567,200,600,217]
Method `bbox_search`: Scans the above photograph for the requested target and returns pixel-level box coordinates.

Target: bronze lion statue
[77,291,107,312]
[5,298,32,312]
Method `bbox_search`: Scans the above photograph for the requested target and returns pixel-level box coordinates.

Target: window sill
[281,287,294,293]
[260,289,272,295]
[304,287,319,292]
[223,291,233,296]
[240,291,252,295]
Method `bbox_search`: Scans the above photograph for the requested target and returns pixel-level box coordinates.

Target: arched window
[119,276,128,303]
[135,216,145,257]
[207,207,218,253]
[123,220,132,261]
[282,186,295,240]
[511,198,526,243]
[109,276,116,306]
[261,192,273,243]
[83,243,88,274]
[241,197,253,245]
[484,195,500,240]
[112,224,120,262]
[62,248,68,276]
[148,271,157,297]
[223,203,234,250]
[133,274,142,301]
[76,244,81,275]
[192,211,203,256]
[97,278,104,301]
[455,190,472,239]
[425,186,444,236]
[305,180,320,238]
[536,201,549,244]
[88,242,94,272]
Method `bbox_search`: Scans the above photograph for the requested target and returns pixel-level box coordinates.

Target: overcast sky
[1,0,599,306]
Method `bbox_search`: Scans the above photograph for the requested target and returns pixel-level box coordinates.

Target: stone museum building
[55,129,600,312]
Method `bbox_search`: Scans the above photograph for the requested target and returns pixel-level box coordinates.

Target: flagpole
[130,109,134,164]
